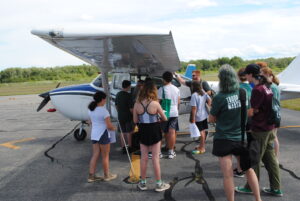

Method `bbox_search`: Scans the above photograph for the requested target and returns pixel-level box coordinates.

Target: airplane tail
[184,64,197,79]
[278,54,300,85]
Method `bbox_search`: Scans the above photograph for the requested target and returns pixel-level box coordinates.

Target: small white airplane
[32,29,192,141]
[32,28,300,141]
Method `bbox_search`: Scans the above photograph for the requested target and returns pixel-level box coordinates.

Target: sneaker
[262,187,283,197]
[233,168,245,178]
[235,186,252,194]
[159,152,164,159]
[168,150,176,159]
[155,182,170,192]
[148,152,152,159]
[137,181,147,191]
[87,174,104,183]
[103,173,117,182]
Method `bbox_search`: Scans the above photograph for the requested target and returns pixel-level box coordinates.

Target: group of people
[85,62,283,199]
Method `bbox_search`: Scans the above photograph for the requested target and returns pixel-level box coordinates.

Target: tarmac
[0,94,299,201]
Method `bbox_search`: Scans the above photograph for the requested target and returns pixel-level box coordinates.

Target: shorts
[92,130,110,145]
[161,117,179,133]
[212,139,243,157]
[138,122,162,146]
[212,139,252,171]
[118,121,134,133]
[196,119,208,131]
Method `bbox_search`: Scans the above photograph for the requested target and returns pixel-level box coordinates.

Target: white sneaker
[155,181,170,192]
[168,150,176,159]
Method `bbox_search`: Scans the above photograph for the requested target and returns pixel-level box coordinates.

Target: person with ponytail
[260,67,281,161]
[87,91,117,183]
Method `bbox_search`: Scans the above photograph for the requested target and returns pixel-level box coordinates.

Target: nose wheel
[74,122,87,141]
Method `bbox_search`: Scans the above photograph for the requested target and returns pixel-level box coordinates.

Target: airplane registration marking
[0,138,36,150]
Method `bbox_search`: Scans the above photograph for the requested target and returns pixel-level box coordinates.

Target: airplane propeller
[36,83,61,112]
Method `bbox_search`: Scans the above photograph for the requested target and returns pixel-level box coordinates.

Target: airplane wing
[31,29,181,76]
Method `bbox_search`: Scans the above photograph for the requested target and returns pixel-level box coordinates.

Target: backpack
[267,95,281,127]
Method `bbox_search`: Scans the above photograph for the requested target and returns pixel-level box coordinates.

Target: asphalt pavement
[0,95,299,201]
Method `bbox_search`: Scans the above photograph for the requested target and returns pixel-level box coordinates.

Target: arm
[157,103,167,121]
[190,106,197,123]
[206,95,212,106]
[174,73,186,85]
[133,103,139,124]
[209,114,216,123]
[105,117,116,131]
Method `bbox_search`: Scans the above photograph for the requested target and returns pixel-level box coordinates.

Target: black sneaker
[233,168,245,178]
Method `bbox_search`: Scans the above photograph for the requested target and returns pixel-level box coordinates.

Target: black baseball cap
[243,63,260,75]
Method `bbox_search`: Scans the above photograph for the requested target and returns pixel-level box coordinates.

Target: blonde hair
[138,80,158,102]
[260,67,280,85]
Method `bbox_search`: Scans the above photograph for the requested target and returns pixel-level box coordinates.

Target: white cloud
[0,0,300,70]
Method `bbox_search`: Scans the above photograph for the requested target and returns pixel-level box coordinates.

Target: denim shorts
[92,130,110,145]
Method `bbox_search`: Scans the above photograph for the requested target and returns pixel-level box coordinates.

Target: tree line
[0,56,295,83]
[179,56,295,72]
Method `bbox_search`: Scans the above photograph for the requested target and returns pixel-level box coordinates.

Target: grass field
[1,74,299,111]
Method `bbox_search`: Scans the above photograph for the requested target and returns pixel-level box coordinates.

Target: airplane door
[173,78,191,115]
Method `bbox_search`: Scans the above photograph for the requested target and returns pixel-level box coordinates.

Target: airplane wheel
[74,129,87,141]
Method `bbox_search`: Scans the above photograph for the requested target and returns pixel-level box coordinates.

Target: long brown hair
[260,67,280,85]
[137,80,158,102]
[191,81,204,96]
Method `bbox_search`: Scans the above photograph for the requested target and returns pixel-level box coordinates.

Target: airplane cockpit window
[113,74,130,90]
[92,75,103,88]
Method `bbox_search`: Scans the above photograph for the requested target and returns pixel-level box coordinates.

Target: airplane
[31,28,300,141]
[31,29,192,141]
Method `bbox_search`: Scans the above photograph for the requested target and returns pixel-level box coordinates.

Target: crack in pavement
[160,140,215,201]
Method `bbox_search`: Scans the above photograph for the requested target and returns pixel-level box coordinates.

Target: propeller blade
[55,82,61,88]
[37,96,50,112]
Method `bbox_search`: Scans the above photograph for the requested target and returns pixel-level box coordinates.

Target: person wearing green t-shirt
[209,64,262,201]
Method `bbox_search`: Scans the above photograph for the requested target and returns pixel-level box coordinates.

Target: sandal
[192,149,206,154]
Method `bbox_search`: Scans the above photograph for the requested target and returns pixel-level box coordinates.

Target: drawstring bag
[161,87,171,119]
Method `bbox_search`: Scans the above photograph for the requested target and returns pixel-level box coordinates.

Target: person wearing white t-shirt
[158,71,180,159]
[87,91,117,183]
[190,81,211,154]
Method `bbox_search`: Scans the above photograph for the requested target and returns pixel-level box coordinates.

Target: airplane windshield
[92,75,103,88]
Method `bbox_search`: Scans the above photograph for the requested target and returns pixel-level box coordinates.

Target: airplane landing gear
[74,122,87,141]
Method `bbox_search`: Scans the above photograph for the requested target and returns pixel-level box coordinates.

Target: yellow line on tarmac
[280,125,300,128]
[0,138,36,150]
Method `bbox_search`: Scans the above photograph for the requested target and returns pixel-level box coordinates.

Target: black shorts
[212,139,252,171]
[196,119,208,131]
[161,117,179,133]
[118,121,134,133]
[138,122,162,146]
[92,130,110,145]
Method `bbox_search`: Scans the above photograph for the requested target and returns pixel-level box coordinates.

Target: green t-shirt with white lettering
[210,90,243,141]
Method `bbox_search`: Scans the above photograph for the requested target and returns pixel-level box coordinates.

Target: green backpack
[161,87,171,119]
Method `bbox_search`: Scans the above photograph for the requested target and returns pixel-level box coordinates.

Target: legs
[273,128,279,160]
[100,143,110,176]
[218,155,235,201]
[245,168,262,201]
[89,144,101,175]
[140,143,150,180]
[166,128,176,150]
[151,141,162,181]
[120,132,133,148]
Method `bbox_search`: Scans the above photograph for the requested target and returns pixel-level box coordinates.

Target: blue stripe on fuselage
[50,84,97,93]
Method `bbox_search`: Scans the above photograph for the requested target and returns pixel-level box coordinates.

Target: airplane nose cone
[39,91,49,98]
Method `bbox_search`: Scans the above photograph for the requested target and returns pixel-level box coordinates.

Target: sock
[140,179,146,184]
[156,180,162,185]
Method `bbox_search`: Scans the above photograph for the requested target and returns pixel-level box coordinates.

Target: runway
[0,94,299,201]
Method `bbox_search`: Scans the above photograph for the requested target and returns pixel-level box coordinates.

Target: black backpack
[267,95,281,127]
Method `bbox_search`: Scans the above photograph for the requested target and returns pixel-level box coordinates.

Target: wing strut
[101,38,111,114]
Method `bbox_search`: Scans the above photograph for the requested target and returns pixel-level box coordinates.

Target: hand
[173,72,179,78]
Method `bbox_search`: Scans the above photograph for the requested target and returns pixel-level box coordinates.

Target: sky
[1,0,300,71]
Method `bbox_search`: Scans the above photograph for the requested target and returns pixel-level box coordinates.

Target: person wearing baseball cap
[235,63,283,197]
